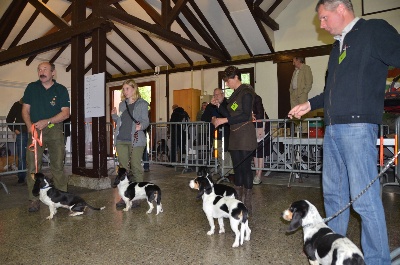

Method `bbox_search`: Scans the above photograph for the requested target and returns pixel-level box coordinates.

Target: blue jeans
[323,124,390,265]
[16,133,28,181]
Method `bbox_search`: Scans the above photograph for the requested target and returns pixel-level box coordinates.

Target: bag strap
[125,100,139,124]
[124,100,139,173]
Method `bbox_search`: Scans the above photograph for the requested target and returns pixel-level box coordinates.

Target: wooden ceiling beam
[139,32,175,68]
[66,41,93,72]
[187,0,231,60]
[113,25,155,69]
[28,0,70,29]
[0,0,29,48]
[175,45,193,66]
[165,0,188,28]
[105,5,226,61]
[267,0,283,16]
[254,5,279,31]
[9,0,49,48]
[135,0,162,25]
[49,45,68,64]
[246,1,275,53]
[217,0,253,57]
[106,39,141,72]
[107,56,127,75]
[176,17,211,63]
[0,17,113,66]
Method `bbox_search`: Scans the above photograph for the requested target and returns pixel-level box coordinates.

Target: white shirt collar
[334,17,360,42]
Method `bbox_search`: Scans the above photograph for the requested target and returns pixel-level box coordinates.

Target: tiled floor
[0,165,399,265]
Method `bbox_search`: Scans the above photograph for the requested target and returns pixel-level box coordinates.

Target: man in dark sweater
[6,98,28,185]
[288,1,400,264]
[201,88,234,182]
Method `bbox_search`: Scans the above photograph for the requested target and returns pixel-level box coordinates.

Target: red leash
[28,124,43,173]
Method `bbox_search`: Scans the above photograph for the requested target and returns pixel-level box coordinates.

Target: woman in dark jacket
[212,66,257,214]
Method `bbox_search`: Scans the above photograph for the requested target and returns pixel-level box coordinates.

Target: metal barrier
[1,118,398,192]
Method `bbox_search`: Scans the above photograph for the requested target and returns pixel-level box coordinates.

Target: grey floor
[0,165,399,265]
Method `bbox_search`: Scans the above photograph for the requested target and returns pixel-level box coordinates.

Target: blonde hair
[121,79,141,101]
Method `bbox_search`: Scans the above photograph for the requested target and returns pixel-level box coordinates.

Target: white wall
[0,0,399,121]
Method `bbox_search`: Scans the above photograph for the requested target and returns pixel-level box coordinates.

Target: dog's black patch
[316,233,344,259]
[213,196,223,205]
[343,254,366,265]
[220,203,229,213]
[304,227,332,260]
[231,203,247,222]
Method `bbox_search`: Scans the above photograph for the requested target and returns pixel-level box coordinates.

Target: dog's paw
[123,207,130,212]
[146,209,153,214]
[207,230,215,235]
[46,215,53,220]
[219,228,225,234]
[232,242,239,248]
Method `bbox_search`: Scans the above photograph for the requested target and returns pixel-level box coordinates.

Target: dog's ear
[196,188,205,199]
[287,209,302,232]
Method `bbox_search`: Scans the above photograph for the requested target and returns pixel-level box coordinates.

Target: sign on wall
[84,72,105,118]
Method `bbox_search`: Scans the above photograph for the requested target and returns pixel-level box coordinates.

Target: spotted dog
[189,174,251,248]
[32,173,105,220]
[282,200,365,265]
[193,170,238,199]
[112,168,163,214]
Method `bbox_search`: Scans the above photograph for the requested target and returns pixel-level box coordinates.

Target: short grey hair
[315,0,354,12]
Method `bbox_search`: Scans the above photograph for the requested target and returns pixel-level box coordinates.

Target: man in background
[6,98,28,185]
[289,56,313,108]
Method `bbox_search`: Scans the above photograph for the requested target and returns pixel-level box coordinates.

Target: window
[218,67,254,98]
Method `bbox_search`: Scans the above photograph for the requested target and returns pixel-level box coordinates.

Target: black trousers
[230,150,253,189]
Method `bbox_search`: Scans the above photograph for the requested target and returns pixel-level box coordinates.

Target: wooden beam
[165,0,188,28]
[28,0,70,29]
[109,44,333,82]
[217,0,253,57]
[106,39,142,72]
[139,32,175,68]
[107,56,127,75]
[135,0,162,25]
[254,5,279,31]
[113,25,155,69]
[104,6,226,61]
[0,0,28,47]
[187,0,231,60]
[0,17,113,66]
[267,0,283,16]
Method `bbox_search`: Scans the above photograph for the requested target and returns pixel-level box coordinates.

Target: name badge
[339,50,346,64]
[231,102,238,111]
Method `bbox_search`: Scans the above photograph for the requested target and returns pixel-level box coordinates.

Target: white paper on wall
[84,72,105,118]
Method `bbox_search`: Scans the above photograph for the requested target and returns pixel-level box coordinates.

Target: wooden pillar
[70,0,87,175]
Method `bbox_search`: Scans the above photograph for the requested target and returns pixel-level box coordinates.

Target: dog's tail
[86,204,106,211]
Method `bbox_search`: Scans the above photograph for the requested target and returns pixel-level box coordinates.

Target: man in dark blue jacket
[288,1,400,264]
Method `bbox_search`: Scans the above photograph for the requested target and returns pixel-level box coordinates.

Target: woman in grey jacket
[112,79,149,207]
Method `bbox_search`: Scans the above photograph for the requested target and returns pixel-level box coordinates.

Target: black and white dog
[282,200,365,265]
[196,167,238,199]
[32,173,105,220]
[189,174,251,248]
[112,168,163,214]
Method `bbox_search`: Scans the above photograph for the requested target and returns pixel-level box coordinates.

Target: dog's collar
[302,223,313,229]
[41,185,50,190]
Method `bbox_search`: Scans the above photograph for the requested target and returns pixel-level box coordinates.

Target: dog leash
[28,124,43,173]
[323,149,400,223]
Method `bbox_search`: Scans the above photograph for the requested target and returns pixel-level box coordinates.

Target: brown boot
[228,174,235,183]
[234,185,242,201]
[243,188,253,216]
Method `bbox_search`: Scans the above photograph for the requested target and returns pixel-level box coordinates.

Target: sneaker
[264,171,271,177]
[253,176,262,185]
[28,200,40,212]
[116,198,126,208]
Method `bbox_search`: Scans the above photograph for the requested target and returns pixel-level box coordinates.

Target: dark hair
[315,0,354,12]
[294,57,305,64]
[223,66,241,81]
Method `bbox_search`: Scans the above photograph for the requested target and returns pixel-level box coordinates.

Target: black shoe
[116,198,126,208]
[28,200,40,212]
[144,168,150,172]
